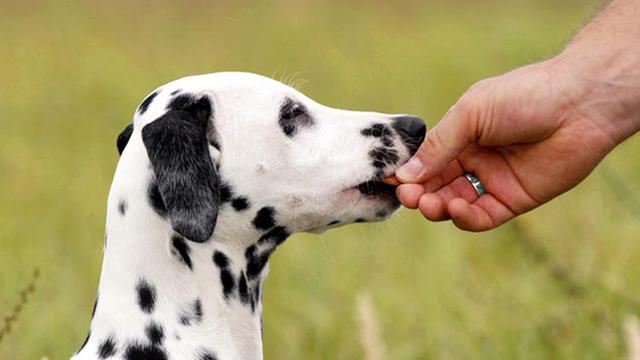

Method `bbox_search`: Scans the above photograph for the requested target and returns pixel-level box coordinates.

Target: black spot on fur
[369,147,399,169]
[245,226,289,279]
[263,225,289,246]
[124,343,167,360]
[245,245,259,275]
[199,350,218,360]
[251,281,262,311]
[145,322,164,346]
[252,207,276,230]
[118,200,127,215]
[355,218,366,223]
[253,280,262,307]
[98,336,117,358]
[136,280,156,314]
[138,91,159,115]
[193,299,203,322]
[171,235,192,270]
[213,251,236,299]
[117,123,134,155]
[328,220,340,226]
[243,227,290,312]
[209,139,220,150]
[220,270,235,299]
[148,181,167,217]
[231,197,250,211]
[167,93,196,111]
[218,182,232,203]
[238,272,249,304]
[209,228,289,308]
[279,98,313,137]
[362,123,395,147]
[143,94,219,243]
[213,251,229,268]
[361,123,392,138]
[170,89,181,95]
[376,210,388,218]
[179,299,203,326]
[236,271,259,311]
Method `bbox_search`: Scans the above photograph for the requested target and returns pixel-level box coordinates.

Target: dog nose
[392,115,426,155]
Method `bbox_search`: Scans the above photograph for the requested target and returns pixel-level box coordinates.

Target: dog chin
[303,203,400,235]
[305,226,330,235]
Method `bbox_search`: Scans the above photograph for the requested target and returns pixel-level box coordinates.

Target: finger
[456,144,538,214]
[416,176,479,221]
[417,192,450,221]
[431,176,480,204]
[421,160,466,193]
[396,183,425,209]
[447,195,515,231]
[396,103,478,183]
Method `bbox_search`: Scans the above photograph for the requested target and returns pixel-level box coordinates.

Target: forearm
[553,0,640,145]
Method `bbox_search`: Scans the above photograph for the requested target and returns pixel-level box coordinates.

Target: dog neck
[74,150,288,360]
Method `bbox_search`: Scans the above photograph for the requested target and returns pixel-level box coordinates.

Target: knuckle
[455,93,481,118]
[424,129,445,153]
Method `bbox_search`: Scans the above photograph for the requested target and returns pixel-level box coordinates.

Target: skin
[394,0,640,231]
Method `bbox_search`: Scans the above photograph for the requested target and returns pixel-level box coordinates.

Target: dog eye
[279,98,314,137]
[281,100,307,119]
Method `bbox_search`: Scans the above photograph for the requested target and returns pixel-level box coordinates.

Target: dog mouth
[354,179,399,204]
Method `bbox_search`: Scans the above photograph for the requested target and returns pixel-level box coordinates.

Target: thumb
[395,104,477,183]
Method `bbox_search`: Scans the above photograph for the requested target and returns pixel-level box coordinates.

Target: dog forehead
[176,72,293,97]
[133,72,297,130]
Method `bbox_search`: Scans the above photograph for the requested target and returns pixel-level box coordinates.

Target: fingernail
[396,156,424,181]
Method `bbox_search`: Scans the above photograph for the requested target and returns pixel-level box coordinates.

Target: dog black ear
[142,96,219,243]
[116,123,134,155]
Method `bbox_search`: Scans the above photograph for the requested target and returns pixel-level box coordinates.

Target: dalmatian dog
[72,72,425,360]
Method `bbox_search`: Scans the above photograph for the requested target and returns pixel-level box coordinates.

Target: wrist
[550,46,640,146]
[550,0,640,145]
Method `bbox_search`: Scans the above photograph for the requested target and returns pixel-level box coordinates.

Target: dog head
[117,72,425,243]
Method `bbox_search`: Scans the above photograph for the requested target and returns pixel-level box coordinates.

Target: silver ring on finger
[464,172,486,196]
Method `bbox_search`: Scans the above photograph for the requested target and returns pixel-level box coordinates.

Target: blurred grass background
[2,0,640,358]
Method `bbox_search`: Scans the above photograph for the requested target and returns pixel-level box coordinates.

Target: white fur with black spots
[72,72,425,360]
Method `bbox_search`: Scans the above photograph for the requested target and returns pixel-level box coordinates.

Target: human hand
[394,55,639,231]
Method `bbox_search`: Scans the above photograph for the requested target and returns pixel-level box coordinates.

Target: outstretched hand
[394,56,637,231]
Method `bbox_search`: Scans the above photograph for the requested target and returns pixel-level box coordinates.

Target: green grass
[2,0,640,358]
